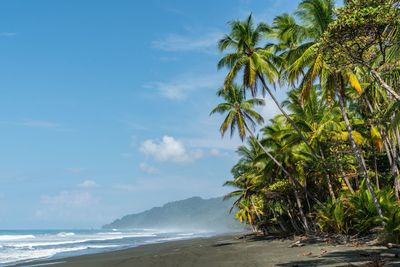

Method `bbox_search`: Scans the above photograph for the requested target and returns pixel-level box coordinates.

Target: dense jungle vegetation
[211,0,400,242]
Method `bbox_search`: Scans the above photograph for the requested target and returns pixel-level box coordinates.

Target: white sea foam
[0,235,35,241]
[0,245,118,264]
[7,233,156,248]
[0,230,208,266]
[56,232,75,237]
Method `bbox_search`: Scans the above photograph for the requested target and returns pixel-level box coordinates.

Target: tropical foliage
[211,0,400,241]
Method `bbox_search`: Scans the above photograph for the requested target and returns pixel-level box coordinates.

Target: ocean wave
[96,231,123,235]
[7,233,157,248]
[56,232,75,237]
[0,245,118,264]
[0,235,35,241]
[177,233,195,236]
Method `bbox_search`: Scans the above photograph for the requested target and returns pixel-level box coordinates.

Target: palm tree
[210,83,311,231]
[210,84,264,141]
[217,14,318,157]
[223,139,266,232]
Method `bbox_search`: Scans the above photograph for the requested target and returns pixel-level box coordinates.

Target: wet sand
[22,234,400,267]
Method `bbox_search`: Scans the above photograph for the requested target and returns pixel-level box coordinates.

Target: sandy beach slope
[22,234,400,267]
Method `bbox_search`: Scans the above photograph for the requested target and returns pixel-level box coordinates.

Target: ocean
[0,229,212,266]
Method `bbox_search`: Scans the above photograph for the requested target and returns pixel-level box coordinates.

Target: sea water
[0,229,211,266]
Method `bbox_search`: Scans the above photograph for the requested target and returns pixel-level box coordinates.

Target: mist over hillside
[103,196,243,232]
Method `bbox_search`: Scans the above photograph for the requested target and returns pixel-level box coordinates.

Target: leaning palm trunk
[373,148,380,190]
[396,128,400,154]
[257,73,317,156]
[383,137,400,197]
[370,69,400,101]
[257,73,336,200]
[246,126,310,232]
[382,133,400,198]
[336,84,384,221]
[319,148,336,200]
[390,135,400,198]
[342,171,355,194]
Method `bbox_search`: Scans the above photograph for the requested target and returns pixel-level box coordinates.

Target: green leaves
[217,14,279,96]
[317,185,400,236]
[210,84,265,141]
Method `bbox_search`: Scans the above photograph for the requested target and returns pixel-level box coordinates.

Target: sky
[0,0,302,229]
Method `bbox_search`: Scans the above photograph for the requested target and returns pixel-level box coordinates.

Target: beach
[23,234,400,267]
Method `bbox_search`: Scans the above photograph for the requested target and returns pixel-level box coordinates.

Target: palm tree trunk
[319,147,336,200]
[396,128,400,153]
[286,197,302,233]
[342,171,355,193]
[334,148,355,193]
[383,135,400,198]
[390,135,400,198]
[336,84,384,220]
[271,209,287,233]
[257,73,335,200]
[373,148,380,190]
[257,74,319,156]
[370,69,400,101]
[246,127,310,232]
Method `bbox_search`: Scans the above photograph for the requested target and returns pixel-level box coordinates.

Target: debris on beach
[289,240,305,248]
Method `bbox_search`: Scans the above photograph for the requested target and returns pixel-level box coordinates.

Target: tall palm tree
[210,83,311,231]
[218,14,317,157]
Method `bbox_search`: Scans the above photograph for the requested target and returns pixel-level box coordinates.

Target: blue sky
[0,0,301,229]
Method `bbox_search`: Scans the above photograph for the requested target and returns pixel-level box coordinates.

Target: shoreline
[18,233,400,267]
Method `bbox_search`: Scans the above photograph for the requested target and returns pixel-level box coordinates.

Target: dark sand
[21,234,400,267]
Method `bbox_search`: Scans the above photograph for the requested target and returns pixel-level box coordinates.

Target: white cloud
[152,31,222,53]
[139,162,159,174]
[140,135,203,163]
[78,180,98,188]
[144,73,223,100]
[41,191,96,207]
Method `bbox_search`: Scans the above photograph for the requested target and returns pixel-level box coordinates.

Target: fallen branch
[386,243,400,249]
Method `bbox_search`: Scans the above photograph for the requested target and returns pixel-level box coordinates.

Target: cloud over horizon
[140,135,203,163]
[78,180,99,188]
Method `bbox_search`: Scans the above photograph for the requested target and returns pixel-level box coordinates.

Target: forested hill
[102,197,243,232]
